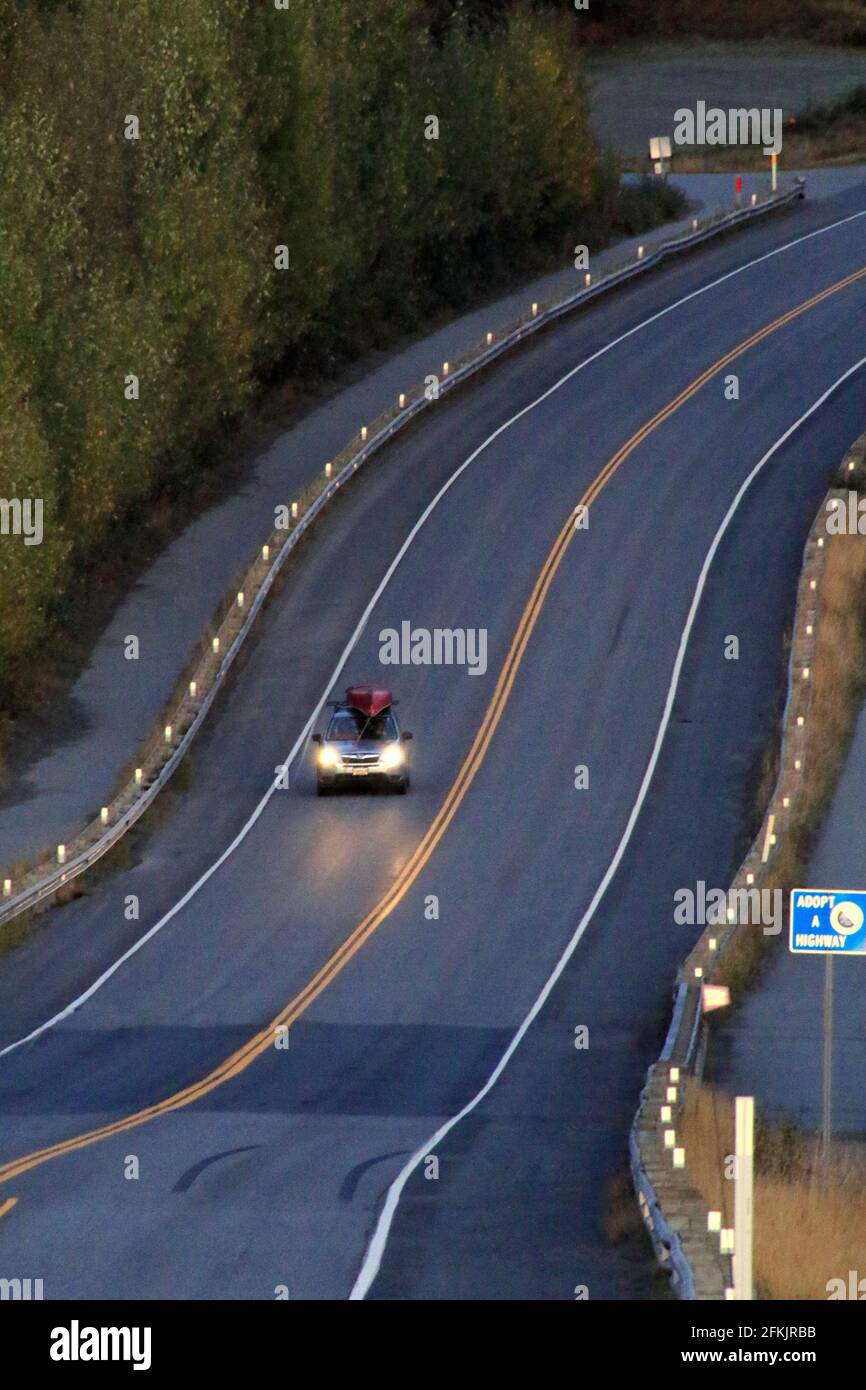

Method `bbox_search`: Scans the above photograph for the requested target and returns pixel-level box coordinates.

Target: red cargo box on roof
[345,685,393,717]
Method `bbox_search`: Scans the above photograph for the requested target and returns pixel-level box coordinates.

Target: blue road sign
[789,889,866,955]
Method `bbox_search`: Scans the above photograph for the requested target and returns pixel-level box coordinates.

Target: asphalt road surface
[2,182,866,1300]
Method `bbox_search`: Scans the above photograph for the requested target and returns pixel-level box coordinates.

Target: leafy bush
[0,0,678,712]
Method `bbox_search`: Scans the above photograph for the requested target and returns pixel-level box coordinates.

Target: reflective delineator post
[733,1096,754,1300]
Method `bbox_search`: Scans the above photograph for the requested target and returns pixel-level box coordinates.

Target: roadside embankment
[679,1080,866,1299]
[632,428,866,1298]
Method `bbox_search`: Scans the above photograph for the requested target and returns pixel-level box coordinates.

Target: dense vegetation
[430,0,866,45]
[0,0,680,714]
[589,0,866,44]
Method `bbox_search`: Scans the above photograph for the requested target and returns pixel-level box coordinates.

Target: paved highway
[1,184,866,1299]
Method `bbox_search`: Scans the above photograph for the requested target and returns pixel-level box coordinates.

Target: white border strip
[349,358,866,1299]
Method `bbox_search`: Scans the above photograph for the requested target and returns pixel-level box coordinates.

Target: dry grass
[619,85,866,175]
[807,528,866,793]
[626,123,866,174]
[678,1077,736,1222]
[680,1079,866,1298]
[756,1160,866,1299]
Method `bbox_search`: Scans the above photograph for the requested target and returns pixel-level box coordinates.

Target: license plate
[351,767,369,776]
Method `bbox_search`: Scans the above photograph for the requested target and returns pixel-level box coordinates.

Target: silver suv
[313,697,412,795]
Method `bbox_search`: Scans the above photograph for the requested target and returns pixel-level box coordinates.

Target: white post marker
[771,151,778,193]
[733,1096,754,1300]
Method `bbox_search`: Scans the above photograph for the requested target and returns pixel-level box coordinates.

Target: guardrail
[630,434,866,1299]
[0,180,807,932]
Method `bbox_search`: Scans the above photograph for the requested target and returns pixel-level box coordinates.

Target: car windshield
[326,709,398,742]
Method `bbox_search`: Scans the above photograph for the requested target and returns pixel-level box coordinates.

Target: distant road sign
[789,889,866,955]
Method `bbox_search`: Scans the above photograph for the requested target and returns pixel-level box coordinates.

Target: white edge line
[1,210,864,1069]
[349,357,866,1299]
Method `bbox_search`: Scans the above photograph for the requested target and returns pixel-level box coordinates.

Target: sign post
[823,953,834,1158]
[789,888,866,1156]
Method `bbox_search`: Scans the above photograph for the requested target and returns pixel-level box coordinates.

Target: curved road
[2,184,866,1300]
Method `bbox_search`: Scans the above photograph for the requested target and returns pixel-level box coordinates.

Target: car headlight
[317,745,340,769]
[380,742,404,770]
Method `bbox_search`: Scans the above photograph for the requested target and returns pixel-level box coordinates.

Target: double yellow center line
[1,263,864,1188]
